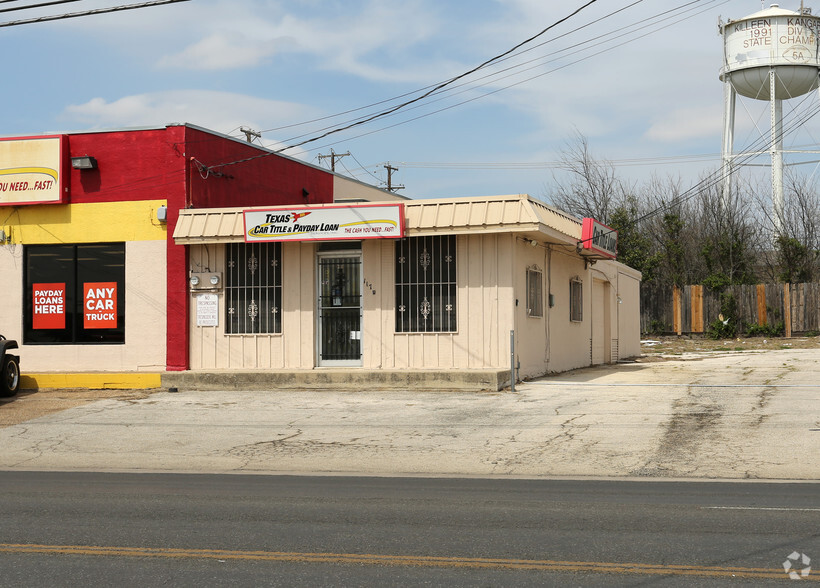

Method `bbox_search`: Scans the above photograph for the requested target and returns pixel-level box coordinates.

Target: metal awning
[172,194,584,246]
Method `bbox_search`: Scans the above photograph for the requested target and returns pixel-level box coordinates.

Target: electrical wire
[580,87,820,246]
[292,0,727,157]
[0,0,190,28]
[206,0,608,172]
[0,0,81,14]
[219,0,724,166]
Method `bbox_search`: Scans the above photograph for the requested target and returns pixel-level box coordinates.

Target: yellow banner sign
[0,136,64,205]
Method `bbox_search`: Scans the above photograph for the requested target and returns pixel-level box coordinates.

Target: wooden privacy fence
[640,283,820,336]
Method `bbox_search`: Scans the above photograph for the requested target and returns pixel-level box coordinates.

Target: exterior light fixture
[157,206,167,222]
[71,156,97,170]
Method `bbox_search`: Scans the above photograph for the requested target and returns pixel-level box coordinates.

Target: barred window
[395,235,456,332]
[570,277,583,322]
[526,268,543,318]
[225,242,282,334]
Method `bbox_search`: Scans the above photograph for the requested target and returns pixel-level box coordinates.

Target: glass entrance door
[317,254,362,366]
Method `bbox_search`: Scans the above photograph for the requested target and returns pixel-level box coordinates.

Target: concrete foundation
[162,369,512,392]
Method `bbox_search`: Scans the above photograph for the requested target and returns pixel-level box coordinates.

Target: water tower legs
[770,69,785,237]
[721,80,736,211]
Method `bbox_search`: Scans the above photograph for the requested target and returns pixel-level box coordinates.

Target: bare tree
[547,132,627,223]
[754,169,820,282]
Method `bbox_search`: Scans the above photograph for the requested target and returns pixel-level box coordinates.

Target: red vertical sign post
[32,283,66,329]
[83,282,118,329]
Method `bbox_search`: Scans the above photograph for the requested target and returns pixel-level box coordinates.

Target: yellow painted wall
[2,200,167,244]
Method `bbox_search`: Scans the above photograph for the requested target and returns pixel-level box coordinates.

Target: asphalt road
[1,472,818,586]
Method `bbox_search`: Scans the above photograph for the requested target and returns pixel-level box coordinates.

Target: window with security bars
[225,242,282,334]
[570,277,583,322]
[395,235,457,332]
[526,268,543,318]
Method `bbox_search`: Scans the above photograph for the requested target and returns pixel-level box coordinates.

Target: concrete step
[162,369,511,392]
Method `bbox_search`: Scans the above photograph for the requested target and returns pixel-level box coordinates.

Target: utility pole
[317,149,350,172]
[384,163,405,193]
[240,127,261,144]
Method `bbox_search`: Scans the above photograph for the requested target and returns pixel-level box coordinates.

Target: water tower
[719,3,820,235]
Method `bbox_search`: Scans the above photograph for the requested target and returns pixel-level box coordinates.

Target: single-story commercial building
[0,124,639,391]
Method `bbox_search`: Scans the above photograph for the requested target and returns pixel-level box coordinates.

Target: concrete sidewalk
[1,348,818,479]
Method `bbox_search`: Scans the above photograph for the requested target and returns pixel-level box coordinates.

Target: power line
[0,0,190,28]
[262,0,716,152]
[0,0,81,15]
[580,90,820,247]
[206,0,607,172]
[270,0,726,158]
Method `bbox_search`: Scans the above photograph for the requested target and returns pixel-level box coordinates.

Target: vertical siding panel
[282,242,298,368]
[382,240,396,369]
[395,333,409,368]
[423,334,438,368]
[410,334,424,367]
[467,234,484,368]
[454,235,470,368]
[300,242,315,368]
[482,235,496,366]
[361,240,381,368]
[497,234,515,369]
[439,333,454,367]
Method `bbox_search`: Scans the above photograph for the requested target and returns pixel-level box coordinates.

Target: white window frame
[570,277,583,322]
[526,267,543,318]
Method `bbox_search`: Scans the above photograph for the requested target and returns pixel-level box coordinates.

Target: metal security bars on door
[395,235,457,332]
[225,242,282,334]
[318,256,362,361]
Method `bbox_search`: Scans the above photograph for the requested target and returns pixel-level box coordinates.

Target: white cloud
[152,0,452,82]
[61,90,318,140]
[645,106,723,142]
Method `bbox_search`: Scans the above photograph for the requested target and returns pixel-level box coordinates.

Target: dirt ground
[0,388,155,428]
[637,334,820,361]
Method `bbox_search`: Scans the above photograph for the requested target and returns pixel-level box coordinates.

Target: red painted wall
[67,127,188,204]
[65,125,336,372]
[182,126,333,209]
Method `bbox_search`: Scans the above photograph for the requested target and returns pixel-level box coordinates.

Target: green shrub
[707,292,739,339]
[745,322,784,337]
[647,319,669,335]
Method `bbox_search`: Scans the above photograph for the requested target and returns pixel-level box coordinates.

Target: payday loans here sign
[244,204,404,243]
[32,283,66,329]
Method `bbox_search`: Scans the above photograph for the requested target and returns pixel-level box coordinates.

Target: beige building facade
[173,194,641,387]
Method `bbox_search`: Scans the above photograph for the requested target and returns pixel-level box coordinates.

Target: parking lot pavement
[0,348,818,479]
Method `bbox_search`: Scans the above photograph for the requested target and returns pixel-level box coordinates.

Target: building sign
[83,282,118,329]
[196,293,219,327]
[581,218,618,259]
[32,283,66,329]
[244,204,405,242]
[0,136,65,206]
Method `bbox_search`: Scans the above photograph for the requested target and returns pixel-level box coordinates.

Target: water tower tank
[720,4,820,100]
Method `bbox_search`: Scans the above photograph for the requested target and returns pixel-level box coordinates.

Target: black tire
[1,355,20,397]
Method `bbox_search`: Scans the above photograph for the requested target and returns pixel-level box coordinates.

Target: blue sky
[2,0,818,200]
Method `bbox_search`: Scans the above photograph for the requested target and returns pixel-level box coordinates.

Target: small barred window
[526,268,543,318]
[570,277,583,322]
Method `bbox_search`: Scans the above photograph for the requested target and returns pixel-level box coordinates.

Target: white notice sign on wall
[196,293,219,327]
